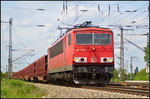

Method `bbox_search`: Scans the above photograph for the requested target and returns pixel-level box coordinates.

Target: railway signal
[130,56,137,80]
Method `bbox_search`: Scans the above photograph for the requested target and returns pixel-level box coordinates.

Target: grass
[1,79,46,98]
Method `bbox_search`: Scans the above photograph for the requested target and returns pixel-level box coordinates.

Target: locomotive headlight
[101,57,113,63]
[108,58,113,62]
[74,57,80,62]
[74,57,87,63]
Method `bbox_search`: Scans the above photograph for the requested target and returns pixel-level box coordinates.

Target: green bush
[111,68,128,82]
[134,68,149,80]
[1,79,46,98]
[0,71,4,80]
[111,69,119,82]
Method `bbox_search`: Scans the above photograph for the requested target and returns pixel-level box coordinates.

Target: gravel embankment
[30,83,149,98]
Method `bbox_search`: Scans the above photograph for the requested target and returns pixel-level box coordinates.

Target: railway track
[79,85,149,97]
[26,80,149,97]
[46,82,149,97]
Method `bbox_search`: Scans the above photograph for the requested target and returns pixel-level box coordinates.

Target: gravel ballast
[30,83,149,98]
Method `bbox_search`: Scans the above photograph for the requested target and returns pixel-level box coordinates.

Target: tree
[144,42,149,67]
[111,68,127,82]
[111,69,119,82]
[134,68,149,80]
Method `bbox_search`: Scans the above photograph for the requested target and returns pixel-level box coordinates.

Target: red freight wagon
[24,66,29,80]
[23,63,35,81]
[13,71,19,79]
[28,63,35,81]
[12,55,47,82]
[12,72,17,79]
[13,70,22,79]
[34,55,47,81]
[18,70,23,79]
[47,21,114,84]
[19,69,24,80]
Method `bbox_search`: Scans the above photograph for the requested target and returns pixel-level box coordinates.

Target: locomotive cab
[72,27,114,85]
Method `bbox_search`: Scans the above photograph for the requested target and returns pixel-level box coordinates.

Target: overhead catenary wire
[118,34,145,52]
[70,1,133,6]
[128,16,148,24]
[96,3,141,25]
[15,24,51,27]
[71,1,97,24]
[22,3,90,66]
[49,4,79,33]
[108,4,111,15]
[98,4,103,14]
[120,10,147,25]
[11,26,53,69]
[1,6,61,11]
[17,29,55,68]
[51,2,81,34]
[111,3,146,25]
[12,2,72,67]
[117,4,123,14]
[111,3,147,25]
[12,25,27,48]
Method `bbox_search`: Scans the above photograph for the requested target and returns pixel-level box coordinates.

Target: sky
[1,1,149,73]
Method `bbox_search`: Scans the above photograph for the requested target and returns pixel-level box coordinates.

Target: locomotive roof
[49,21,113,48]
[49,27,113,49]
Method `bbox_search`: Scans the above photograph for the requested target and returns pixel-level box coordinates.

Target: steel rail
[80,85,149,97]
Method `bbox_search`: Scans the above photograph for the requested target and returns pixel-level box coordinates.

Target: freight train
[13,21,114,85]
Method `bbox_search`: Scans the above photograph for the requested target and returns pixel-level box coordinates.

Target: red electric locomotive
[46,21,114,85]
[13,21,114,85]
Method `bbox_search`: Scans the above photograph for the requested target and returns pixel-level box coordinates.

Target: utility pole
[130,56,136,80]
[119,25,124,70]
[146,5,149,68]
[119,25,134,81]
[1,18,13,79]
[8,18,13,79]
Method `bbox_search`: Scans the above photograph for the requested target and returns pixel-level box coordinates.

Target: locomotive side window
[76,33,111,45]
[68,34,71,46]
[76,34,92,45]
[50,40,63,58]
[94,34,111,45]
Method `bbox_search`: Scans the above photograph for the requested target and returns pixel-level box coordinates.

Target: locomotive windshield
[76,33,111,45]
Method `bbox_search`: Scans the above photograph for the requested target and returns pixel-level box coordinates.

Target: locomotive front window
[76,34,93,44]
[76,33,111,45]
[94,34,111,45]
